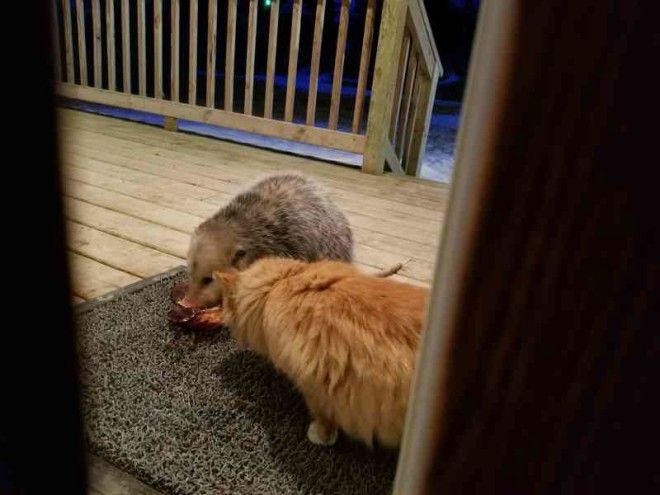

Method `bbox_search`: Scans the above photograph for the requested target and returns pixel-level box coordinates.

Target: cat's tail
[375,263,404,278]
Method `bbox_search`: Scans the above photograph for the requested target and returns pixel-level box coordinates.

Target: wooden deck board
[57,108,448,494]
[63,152,219,200]
[67,221,183,278]
[65,198,190,258]
[69,252,140,300]
[64,166,220,218]
[64,179,203,234]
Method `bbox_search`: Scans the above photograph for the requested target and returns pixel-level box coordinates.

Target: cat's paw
[307,420,338,446]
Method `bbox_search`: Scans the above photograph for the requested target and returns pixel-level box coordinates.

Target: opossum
[183,173,354,308]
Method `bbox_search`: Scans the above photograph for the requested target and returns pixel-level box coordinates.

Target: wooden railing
[52,0,440,176]
[363,0,443,175]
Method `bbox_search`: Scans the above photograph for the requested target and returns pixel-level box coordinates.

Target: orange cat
[213,257,429,448]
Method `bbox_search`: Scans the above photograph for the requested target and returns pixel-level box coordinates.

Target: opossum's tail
[375,263,403,278]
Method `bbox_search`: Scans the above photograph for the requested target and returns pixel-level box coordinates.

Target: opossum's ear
[212,271,237,293]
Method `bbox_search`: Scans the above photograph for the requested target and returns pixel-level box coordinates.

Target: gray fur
[203,174,353,265]
[185,174,353,307]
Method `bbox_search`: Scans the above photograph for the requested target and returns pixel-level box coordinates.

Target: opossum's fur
[209,173,353,263]
[185,174,354,307]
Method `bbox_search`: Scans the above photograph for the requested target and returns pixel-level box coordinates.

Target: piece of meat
[167,304,224,330]
[185,306,224,331]
[167,304,199,324]
[170,281,192,306]
[168,281,224,330]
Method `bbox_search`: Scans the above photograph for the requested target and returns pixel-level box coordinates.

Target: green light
[264,0,272,7]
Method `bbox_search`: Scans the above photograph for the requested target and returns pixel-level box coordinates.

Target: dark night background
[425,0,480,100]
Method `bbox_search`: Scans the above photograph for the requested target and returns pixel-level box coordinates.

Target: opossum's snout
[182,277,223,309]
[186,221,247,307]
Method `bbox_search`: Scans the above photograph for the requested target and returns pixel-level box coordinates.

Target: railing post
[405,64,441,176]
[164,116,178,132]
[362,0,407,175]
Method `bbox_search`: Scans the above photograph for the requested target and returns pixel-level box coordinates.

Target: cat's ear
[212,270,237,292]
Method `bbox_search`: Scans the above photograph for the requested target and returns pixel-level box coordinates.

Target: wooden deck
[60,108,449,303]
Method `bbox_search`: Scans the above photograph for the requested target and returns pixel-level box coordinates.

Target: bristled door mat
[75,267,398,495]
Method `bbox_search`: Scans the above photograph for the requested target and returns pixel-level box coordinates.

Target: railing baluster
[284,0,302,122]
[121,0,131,92]
[206,0,218,107]
[52,1,63,81]
[188,0,198,104]
[75,0,88,85]
[328,0,350,130]
[402,63,422,166]
[404,66,440,176]
[225,0,237,111]
[154,0,163,99]
[171,0,180,101]
[61,0,75,83]
[390,34,411,140]
[306,0,326,126]
[264,0,280,119]
[137,0,146,95]
[106,0,116,91]
[91,0,102,87]
[244,0,258,115]
[396,51,418,157]
[352,0,376,134]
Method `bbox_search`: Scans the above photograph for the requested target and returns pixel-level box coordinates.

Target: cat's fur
[214,257,429,448]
